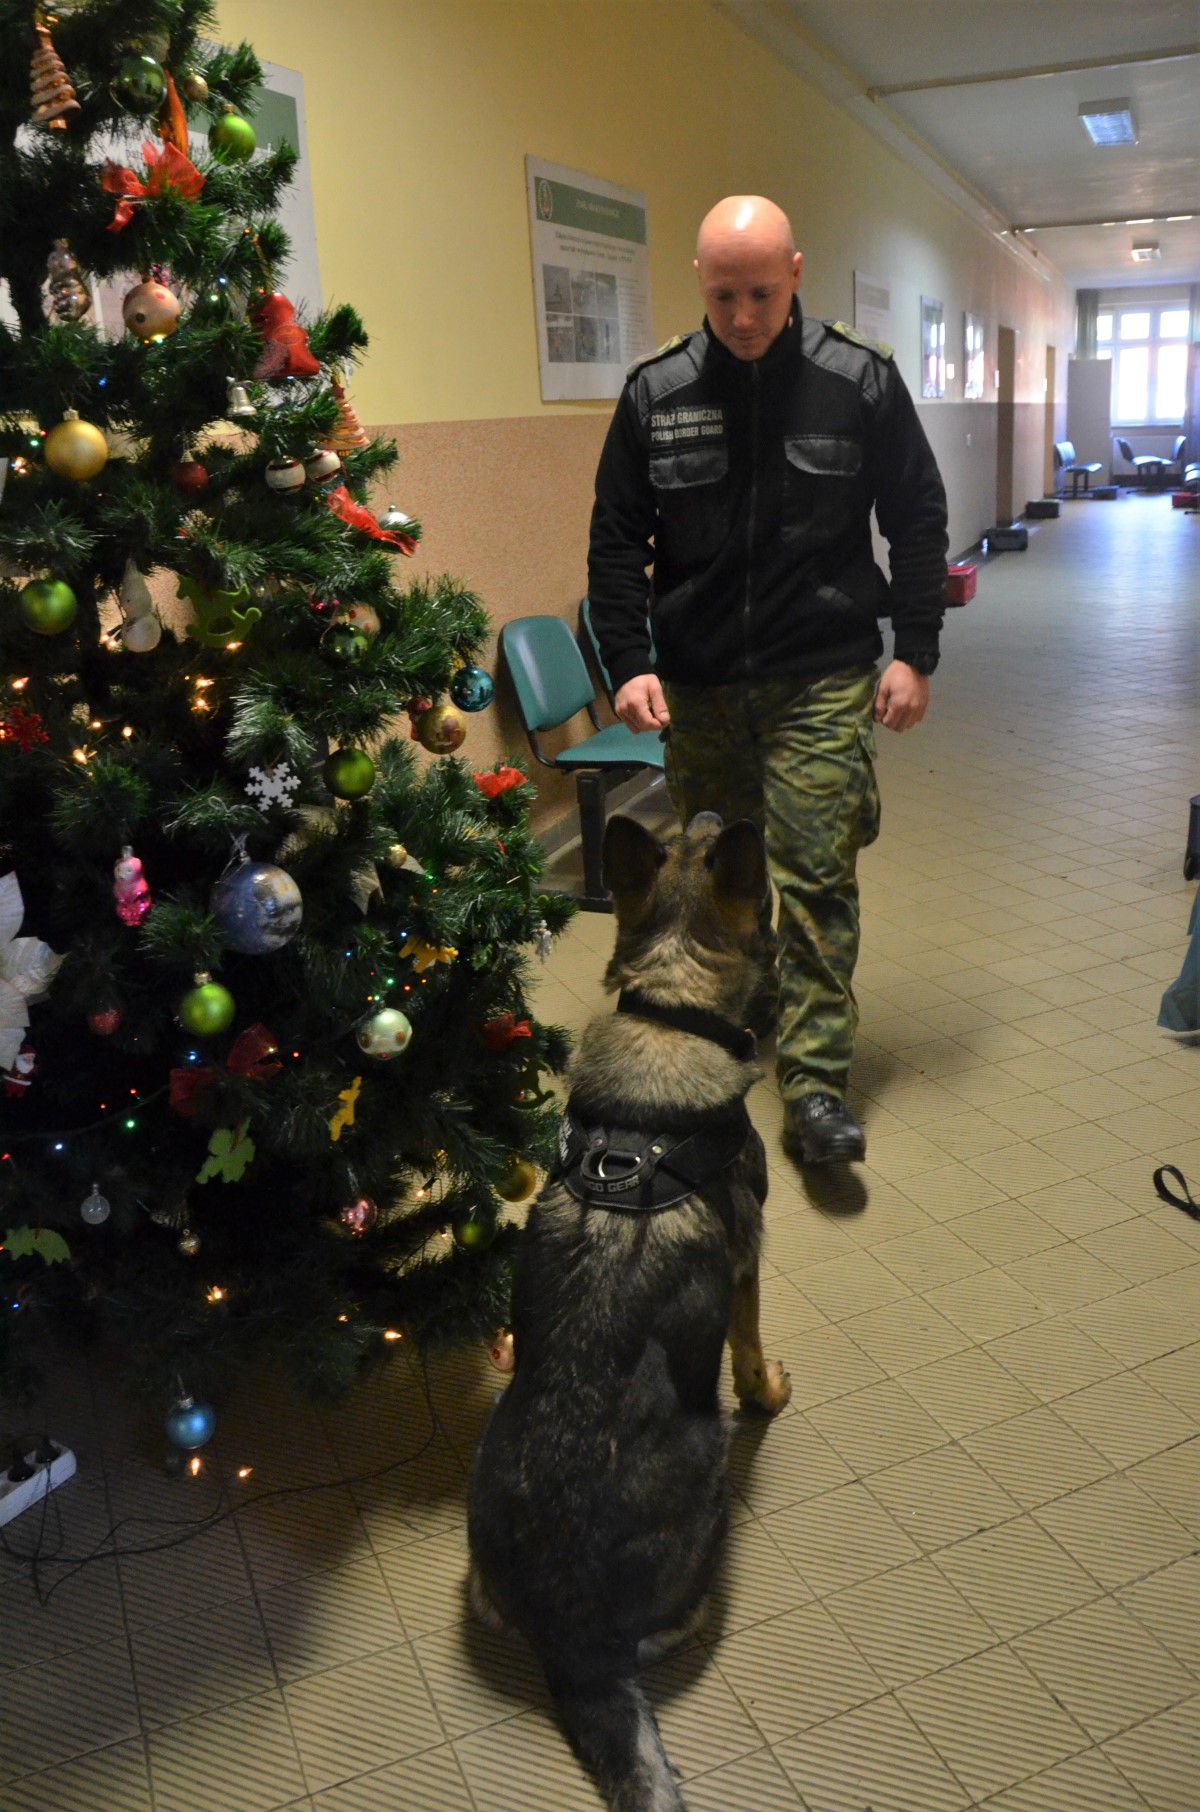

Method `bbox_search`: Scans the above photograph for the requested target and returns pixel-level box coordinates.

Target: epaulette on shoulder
[828,320,894,361]
[625,333,687,381]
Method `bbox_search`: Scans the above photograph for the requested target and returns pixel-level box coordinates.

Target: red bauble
[88,1007,123,1036]
[340,1194,379,1235]
[172,460,209,497]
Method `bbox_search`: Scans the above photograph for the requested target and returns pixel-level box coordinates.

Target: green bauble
[20,579,77,635]
[113,52,166,115]
[454,1212,498,1251]
[179,977,236,1036]
[209,107,256,163]
[323,747,376,799]
[320,622,370,666]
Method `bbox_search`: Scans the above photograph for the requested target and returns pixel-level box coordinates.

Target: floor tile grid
[2,494,1198,1809]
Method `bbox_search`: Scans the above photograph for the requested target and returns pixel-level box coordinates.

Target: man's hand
[614,674,671,732]
[874,661,930,732]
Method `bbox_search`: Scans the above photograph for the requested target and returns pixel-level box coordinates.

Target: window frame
[1098,302,1192,426]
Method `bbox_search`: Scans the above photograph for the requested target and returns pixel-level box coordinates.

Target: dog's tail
[544,1655,687,1812]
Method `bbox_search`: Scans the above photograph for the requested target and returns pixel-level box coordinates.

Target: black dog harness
[550,991,756,1239]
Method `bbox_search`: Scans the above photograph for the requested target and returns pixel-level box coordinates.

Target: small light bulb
[122,725,134,739]
[236,1465,252,1479]
[383,1329,402,1342]
[188,1456,202,1477]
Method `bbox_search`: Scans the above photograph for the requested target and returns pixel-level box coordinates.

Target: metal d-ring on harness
[549,990,759,1240]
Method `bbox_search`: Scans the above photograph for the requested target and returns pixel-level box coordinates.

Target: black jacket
[587,301,949,692]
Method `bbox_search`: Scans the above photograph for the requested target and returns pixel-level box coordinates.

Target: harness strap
[616,989,757,1063]
[552,1103,749,1239]
[1154,1165,1200,1221]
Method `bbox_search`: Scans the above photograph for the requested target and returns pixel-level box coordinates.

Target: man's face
[696,246,802,360]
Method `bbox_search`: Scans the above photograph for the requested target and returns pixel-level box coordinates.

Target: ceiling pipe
[867,44,1200,98]
[1013,211,1198,231]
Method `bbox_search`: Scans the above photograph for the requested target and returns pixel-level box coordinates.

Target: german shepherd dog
[467,811,791,1812]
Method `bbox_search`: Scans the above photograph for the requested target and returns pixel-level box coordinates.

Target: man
[587,195,948,1165]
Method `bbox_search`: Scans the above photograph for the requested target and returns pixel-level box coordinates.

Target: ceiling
[718,0,1200,291]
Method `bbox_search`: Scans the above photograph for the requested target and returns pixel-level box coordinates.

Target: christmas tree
[0,0,572,1419]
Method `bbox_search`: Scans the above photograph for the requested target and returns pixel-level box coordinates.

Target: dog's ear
[603,814,667,899]
[707,819,768,906]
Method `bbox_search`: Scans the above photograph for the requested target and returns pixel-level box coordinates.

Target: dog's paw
[737,1359,792,1416]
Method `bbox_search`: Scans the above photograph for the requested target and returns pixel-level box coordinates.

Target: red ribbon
[327,485,416,552]
[251,291,321,380]
[473,765,525,800]
[169,1023,281,1116]
[101,140,204,231]
[480,1013,532,1052]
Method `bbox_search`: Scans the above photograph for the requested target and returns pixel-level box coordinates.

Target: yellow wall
[213,0,1075,824]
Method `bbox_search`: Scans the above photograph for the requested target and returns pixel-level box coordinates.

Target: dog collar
[616,989,757,1062]
[551,1102,749,1237]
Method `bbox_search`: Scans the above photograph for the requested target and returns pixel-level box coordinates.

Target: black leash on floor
[1153,1166,1200,1221]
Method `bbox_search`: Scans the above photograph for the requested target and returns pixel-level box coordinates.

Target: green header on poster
[536,177,646,244]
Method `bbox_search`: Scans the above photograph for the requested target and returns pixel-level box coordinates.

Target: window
[1097,302,1193,423]
[963,311,985,399]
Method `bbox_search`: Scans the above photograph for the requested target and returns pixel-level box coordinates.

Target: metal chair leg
[576,771,614,912]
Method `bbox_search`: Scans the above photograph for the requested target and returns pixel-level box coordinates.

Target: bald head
[694,195,801,360]
[696,195,796,265]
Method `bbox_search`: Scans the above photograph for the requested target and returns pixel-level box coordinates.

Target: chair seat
[553,722,666,769]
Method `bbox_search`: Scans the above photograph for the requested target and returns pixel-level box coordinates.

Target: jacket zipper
[742,361,760,676]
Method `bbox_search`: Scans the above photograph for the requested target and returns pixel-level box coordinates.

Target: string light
[206,1285,226,1304]
[188,1456,202,1477]
[383,1329,403,1342]
[122,726,133,739]
[236,1466,252,1480]
[10,677,29,691]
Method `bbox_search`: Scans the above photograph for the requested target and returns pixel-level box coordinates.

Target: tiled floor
[3,492,1199,1810]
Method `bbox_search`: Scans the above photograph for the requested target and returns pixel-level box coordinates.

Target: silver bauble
[210,860,303,954]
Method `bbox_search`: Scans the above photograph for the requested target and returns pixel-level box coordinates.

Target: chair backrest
[1173,434,1186,461]
[500,615,596,733]
[1116,437,1135,462]
[1054,441,1075,468]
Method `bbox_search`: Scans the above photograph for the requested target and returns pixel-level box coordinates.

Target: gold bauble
[415,702,468,754]
[496,1156,538,1203]
[45,410,108,481]
[385,843,408,867]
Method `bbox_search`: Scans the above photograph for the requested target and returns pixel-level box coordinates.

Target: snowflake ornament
[245,762,301,810]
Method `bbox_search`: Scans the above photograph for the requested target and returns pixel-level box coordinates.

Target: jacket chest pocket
[783,435,862,543]
[651,443,730,566]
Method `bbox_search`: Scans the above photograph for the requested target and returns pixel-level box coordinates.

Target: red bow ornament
[169,1022,281,1116]
[251,291,321,380]
[101,140,204,231]
[473,765,525,800]
[480,1013,532,1052]
[327,485,416,552]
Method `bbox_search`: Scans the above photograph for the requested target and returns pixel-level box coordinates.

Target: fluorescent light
[1130,242,1161,262]
[1166,214,1194,222]
[1079,100,1137,146]
[1125,218,1154,225]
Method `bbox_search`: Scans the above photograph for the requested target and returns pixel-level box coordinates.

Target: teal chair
[499,613,666,911]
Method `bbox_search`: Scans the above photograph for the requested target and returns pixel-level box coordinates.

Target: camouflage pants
[662,667,881,1102]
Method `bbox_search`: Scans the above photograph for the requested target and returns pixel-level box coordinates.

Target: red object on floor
[946,562,977,605]
[1171,490,1196,509]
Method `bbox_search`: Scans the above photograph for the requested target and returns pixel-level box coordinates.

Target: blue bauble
[165,1396,216,1449]
[211,860,303,955]
[449,665,495,712]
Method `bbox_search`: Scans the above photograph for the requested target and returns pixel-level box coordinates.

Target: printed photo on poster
[526,156,652,401]
[853,272,893,352]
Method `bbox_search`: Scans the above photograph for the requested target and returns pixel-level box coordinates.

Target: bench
[1053,440,1102,497]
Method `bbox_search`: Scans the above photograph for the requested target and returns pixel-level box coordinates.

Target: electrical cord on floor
[1,1351,454,1607]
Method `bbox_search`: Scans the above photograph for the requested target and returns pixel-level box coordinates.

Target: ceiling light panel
[1079,100,1137,146]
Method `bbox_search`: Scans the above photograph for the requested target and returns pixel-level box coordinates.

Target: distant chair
[1115,436,1173,489]
[499,613,665,911]
[1167,433,1188,482]
[1053,440,1102,497]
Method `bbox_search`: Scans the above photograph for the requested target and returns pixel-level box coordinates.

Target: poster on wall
[1,57,319,334]
[963,311,985,399]
[853,272,893,352]
[525,156,652,402]
[921,296,946,398]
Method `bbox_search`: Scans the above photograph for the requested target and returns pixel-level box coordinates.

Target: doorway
[996,325,1016,524]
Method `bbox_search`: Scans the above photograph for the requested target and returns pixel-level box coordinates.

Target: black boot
[783,1093,866,1165]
